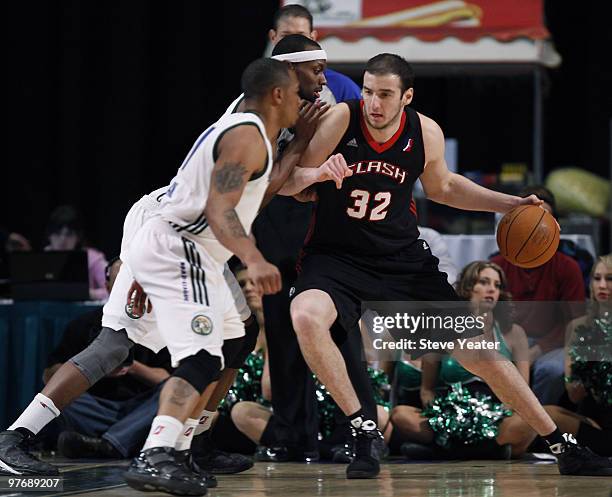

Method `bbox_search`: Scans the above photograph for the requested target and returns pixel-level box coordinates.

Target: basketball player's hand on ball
[516,194,543,207]
[516,194,561,231]
[248,259,282,295]
[317,153,353,189]
[295,100,330,142]
[126,280,153,318]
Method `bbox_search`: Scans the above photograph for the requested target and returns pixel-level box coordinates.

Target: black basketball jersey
[304,99,425,257]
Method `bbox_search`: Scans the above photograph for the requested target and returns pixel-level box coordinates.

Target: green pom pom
[422,383,512,449]
[569,317,612,405]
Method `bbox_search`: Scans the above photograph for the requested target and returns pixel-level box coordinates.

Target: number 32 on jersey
[346,189,391,221]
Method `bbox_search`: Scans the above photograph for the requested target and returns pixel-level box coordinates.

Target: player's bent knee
[290,290,336,332]
[291,303,328,334]
[173,349,221,394]
[69,327,133,385]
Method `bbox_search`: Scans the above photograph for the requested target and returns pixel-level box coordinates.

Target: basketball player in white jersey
[113,58,300,495]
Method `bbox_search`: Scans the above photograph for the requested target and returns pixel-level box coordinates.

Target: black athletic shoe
[372,436,389,460]
[0,430,59,476]
[331,442,354,463]
[346,428,383,479]
[255,444,320,463]
[193,448,253,474]
[255,444,290,462]
[553,434,612,476]
[174,449,217,488]
[124,447,207,496]
[57,431,121,459]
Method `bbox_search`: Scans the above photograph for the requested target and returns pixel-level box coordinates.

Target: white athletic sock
[175,418,198,451]
[142,415,183,450]
[8,394,60,435]
[194,409,216,436]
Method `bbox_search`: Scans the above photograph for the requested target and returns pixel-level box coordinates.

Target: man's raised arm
[419,114,541,214]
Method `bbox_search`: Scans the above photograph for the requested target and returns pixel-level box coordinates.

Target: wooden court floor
[2,459,610,497]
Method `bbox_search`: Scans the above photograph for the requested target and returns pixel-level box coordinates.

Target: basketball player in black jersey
[289,54,612,479]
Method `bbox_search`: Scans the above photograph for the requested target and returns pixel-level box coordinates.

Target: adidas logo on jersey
[346,138,358,147]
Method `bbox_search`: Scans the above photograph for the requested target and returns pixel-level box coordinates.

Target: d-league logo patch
[403,138,414,152]
[191,314,213,335]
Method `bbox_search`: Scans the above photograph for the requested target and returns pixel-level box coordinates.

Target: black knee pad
[173,349,222,394]
[223,315,259,369]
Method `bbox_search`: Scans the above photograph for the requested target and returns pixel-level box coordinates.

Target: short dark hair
[271,34,321,57]
[365,54,415,94]
[241,58,293,99]
[519,185,556,214]
[272,4,313,31]
[46,205,84,238]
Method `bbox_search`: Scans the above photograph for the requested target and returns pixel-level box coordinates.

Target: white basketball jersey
[159,112,273,264]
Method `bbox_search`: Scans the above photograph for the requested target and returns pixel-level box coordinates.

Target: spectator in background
[45,205,108,300]
[491,186,585,405]
[560,253,612,456]
[41,258,172,459]
[390,261,534,459]
[268,4,361,105]
[417,226,458,285]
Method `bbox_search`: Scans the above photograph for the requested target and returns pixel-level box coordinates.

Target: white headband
[272,49,327,63]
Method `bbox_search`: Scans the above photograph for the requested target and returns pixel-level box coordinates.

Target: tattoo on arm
[213,162,247,193]
[223,209,248,238]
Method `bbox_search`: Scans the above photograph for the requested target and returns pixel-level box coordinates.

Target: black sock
[348,409,377,431]
[14,427,35,439]
[577,422,612,457]
[542,428,565,451]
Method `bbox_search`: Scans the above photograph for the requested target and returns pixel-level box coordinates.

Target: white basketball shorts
[116,217,245,367]
[103,196,250,357]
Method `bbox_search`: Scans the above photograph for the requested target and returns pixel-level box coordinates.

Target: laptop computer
[9,251,90,301]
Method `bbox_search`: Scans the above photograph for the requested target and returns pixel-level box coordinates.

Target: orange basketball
[496,205,560,268]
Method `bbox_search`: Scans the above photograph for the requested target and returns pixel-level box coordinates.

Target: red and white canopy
[284,0,560,66]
